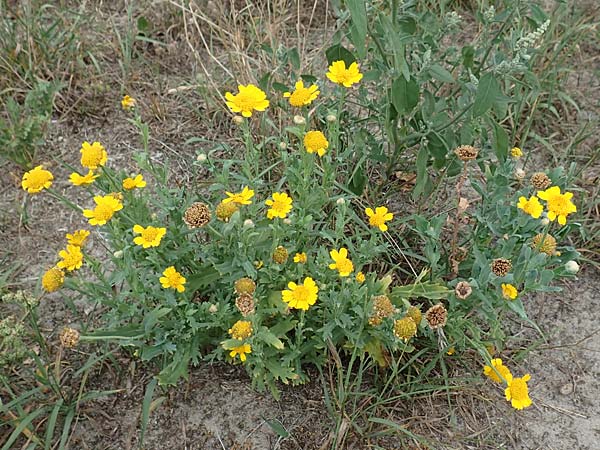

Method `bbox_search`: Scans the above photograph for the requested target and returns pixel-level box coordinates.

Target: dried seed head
[394,317,417,341]
[235,293,255,317]
[455,281,472,300]
[234,277,256,295]
[215,201,239,222]
[59,327,80,348]
[454,145,479,161]
[272,246,289,264]
[530,172,552,190]
[425,304,448,329]
[531,233,557,256]
[491,258,512,277]
[406,306,422,326]
[369,295,395,326]
[184,202,211,228]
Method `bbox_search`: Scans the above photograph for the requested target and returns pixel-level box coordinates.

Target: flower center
[336,258,353,273]
[236,92,258,111]
[293,285,310,301]
[510,380,527,398]
[95,204,114,220]
[142,228,159,241]
[549,195,568,212]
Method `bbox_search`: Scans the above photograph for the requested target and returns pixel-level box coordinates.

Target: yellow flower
[294,252,307,264]
[80,141,107,170]
[222,186,254,205]
[123,174,146,190]
[57,245,84,272]
[537,186,577,226]
[483,358,513,384]
[69,170,98,186]
[265,192,293,219]
[224,84,269,117]
[517,195,543,219]
[303,130,329,156]
[83,195,123,226]
[511,147,523,158]
[326,60,363,87]
[159,266,186,292]
[121,95,136,110]
[21,165,53,194]
[42,267,64,292]
[365,206,394,231]
[66,230,90,247]
[505,374,532,410]
[501,283,518,300]
[281,277,319,310]
[228,320,253,340]
[356,271,365,283]
[283,80,320,107]
[329,248,354,277]
[229,343,252,362]
[133,225,166,248]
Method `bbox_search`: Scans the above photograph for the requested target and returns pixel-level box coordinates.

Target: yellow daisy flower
[326,60,363,87]
[82,195,123,226]
[132,225,166,248]
[483,358,513,384]
[356,271,366,283]
[21,165,53,194]
[80,141,107,170]
[228,320,253,340]
[123,174,146,190]
[42,267,65,292]
[222,186,254,205]
[57,245,84,272]
[159,266,186,292]
[121,95,136,110]
[265,192,293,219]
[517,195,543,219]
[224,84,269,117]
[304,130,329,156]
[505,374,532,410]
[329,247,354,277]
[537,186,577,226]
[281,277,319,310]
[283,80,320,107]
[69,170,99,186]
[501,283,518,300]
[66,230,90,247]
[228,343,252,362]
[365,206,394,231]
[293,252,307,264]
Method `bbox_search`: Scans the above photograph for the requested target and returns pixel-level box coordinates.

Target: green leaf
[140,378,157,446]
[157,350,191,385]
[143,307,172,334]
[186,266,220,292]
[472,73,500,117]
[346,0,367,57]
[287,47,300,71]
[429,64,455,83]
[81,325,145,340]
[492,120,509,161]
[264,418,290,438]
[390,281,449,300]
[391,76,419,114]
[325,45,355,66]
[260,330,285,350]
[348,163,367,195]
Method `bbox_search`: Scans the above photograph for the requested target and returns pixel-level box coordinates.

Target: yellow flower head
[483,358,513,384]
[505,374,532,410]
[304,130,329,157]
[393,317,417,341]
[294,252,307,264]
[501,283,518,300]
[69,170,99,186]
[123,174,146,190]
[222,186,254,206]
[121,95,136,110]
[66,229,90,247]
[265,192,293,219]
[510,147,523,158]
[42,267,65,292]
[283,80,320,107]
[133,225,166,248]
[224,84,269,117]
[517,195,543,219]
[21,165,53,194]
[80,141,108,170]
[57,245,84,272]
[356,271,365,283]
[329,247,354,277]
[228,343,252,362]
[326,60,363,87]
[365,206,394,231]
[537,186,577,226]
[159,266,186,292]
[228,320,253,340]
[281,277,319,310]
[83,195,123,226]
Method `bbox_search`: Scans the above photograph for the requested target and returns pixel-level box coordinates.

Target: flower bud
[243,219,255,228]
[336,198,346,205]
[293,115,306,125]
[514,168,526,179]
[196,153,207,162]
[233,116,244,125]
[113,250,124,258]
[278,142,287,150]
[208,304,218,313]
[283,218,292,225]
[540,217,550,226]
[565,260,579,274]
[326,114,337,123]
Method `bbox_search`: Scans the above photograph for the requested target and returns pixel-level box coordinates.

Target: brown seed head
[59,327,80,348]
[234,277,256,295]
[184,202,211,228]
[491,258,512,277]
[394,317,417,341]
[272,246,289,264]
[235,293,255,317]
[215,201,239,222]
[531,233,557,256]
[530,172,552,190]
[455,281,472,300]
[454,145,479,162]
[425,304,447,329]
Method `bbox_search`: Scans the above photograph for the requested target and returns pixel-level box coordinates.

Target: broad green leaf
[429,64,455,83]
[390,281,449,300]
[492,120,509,161]
[391,76,419,114]
[325,45,355,66]
[346,0,367,57]
[473,73,500,117]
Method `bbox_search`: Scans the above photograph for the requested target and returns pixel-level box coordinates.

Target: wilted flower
[455,281,472,299]
[368,295,395,326]
[184,202,211,228]
[235,294,255,317]
[406,305,422,325]
[273,246,289,264]
[70,170,98,186]
[531,233,557,255]
[215,201,239,222]
[454,145,478,161]
[425,304,447,329]
[530,172,552,190]
[121,95,136,110]
[484,358,513,384]
[234,277,256,295]
[491,258,512,277]
[59,327,80,348]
